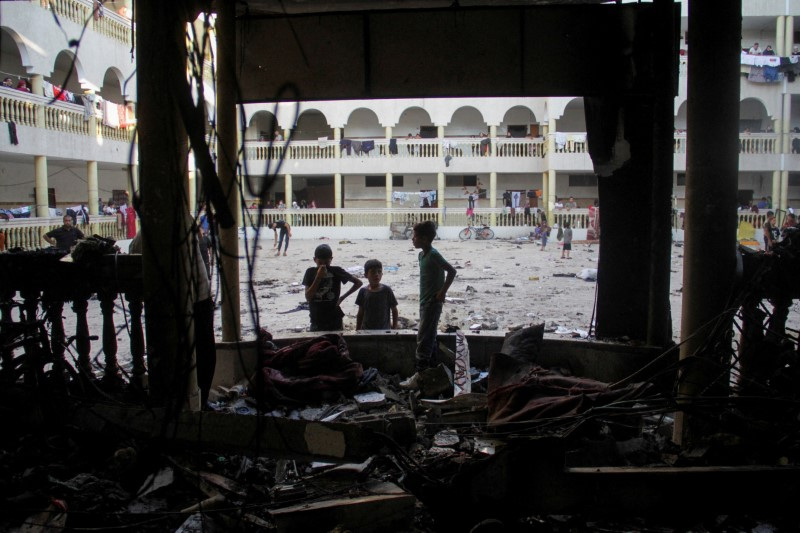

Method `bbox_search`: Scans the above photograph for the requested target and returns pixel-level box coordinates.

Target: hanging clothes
[362,140,375,153]
[339,138,352,155]
[389,138,398,154]
[352,140,363,155]
[8,122,18,145]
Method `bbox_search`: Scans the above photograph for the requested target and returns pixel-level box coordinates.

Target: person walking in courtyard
[270,219,292,256]
[401,221,456,388]
[763,210,779,252]
[561,220,573,259]
[355,259,399,330]
[539,220,551,251]
[302,244,362,331]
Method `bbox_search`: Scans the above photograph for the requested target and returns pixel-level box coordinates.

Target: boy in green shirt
[402,220,456,388]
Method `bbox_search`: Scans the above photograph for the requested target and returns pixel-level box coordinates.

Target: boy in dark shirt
[302,244,362,331]
[355,259,399,330]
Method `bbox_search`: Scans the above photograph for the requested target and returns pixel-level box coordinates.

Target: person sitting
[762,45,776,56]
[15,79,30,92]
[748,42,761,55]
[2,77,13,88]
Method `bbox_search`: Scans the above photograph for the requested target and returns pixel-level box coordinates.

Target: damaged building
[3,0,800,531]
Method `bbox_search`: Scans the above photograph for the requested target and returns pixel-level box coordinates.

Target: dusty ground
[223,236,687,342]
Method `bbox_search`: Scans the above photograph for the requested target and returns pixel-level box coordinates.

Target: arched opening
[50,50,84,94]
[397,107,433,138]
[344,108,382,138]
[247,110,279,141]
[739,98,770,132]
[0,27,28,87]
[101,68,125,104]
[501,105,538,137]
[446,106,486,136]
[292,109,331,140]
[557,98,586,132]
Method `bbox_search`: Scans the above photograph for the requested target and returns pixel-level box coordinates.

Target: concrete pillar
[217,0,241,343]
[385,126,392,156]
[129,164,139,195]
[674,0,741,446]
[31,74,45,128]
[87,160,98,216]
[786,16,794,56]
[437,172,445,225]
[548,118,556,153]
[772,170,781,210]
[437,126,444,157]
[647,0,677,346]
[777,16,786,56]
[489,171,497,226]
[135,1,199,408]
[782,93,791,156]
[284,174,293,208]
[334,173,342,226]
[489,124,497,156]
[386,173,393,225]
[774,116,783,154]
[34,155,49,217]
[547,169,557,213]
[541,171,549,219]
[334,127,341,158]
[780,170,789,212]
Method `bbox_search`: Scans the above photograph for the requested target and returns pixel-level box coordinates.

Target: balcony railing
[673,132,779,155]
[0,88,135,143]
[0,216,128,251]
[39,0,132,46]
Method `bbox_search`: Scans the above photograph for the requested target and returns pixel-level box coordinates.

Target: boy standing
[404,221,456,385]
[302,244,362,331]
[561,220,573,259]
[355,259,399,330]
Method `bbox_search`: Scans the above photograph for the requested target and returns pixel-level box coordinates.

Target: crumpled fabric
[254,329,363,405]
[487,352,646,428]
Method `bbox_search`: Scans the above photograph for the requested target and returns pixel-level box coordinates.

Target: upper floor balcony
[238,131,799,176]
[37,0,133,47]
[0,85,136,165]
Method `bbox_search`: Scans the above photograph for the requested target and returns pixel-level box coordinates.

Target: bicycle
[458,218,495,240]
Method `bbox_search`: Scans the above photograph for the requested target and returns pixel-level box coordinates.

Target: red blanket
[254,330,363,405]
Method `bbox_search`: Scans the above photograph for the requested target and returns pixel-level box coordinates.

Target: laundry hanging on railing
[352,140,362,155]
[339,138,352,155]
[82,93,102,121]
[362,140,375,153]
[318,136,329,147]
[748,66,783,83]
[103,100,120,128]
[389,138,398,154]
[554,132,567,151]
[392,191,409,204]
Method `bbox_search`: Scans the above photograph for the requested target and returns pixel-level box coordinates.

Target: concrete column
[489,171,497,226]
[786,16,794,56]
[777,16,786,56]
[284,174,293,208]
[489,125,497,156]
[334,127,341,158]
[782,93,791,156]
[772,170,781,210]
[334,173,342,226]
[34,155,49,217]
[87,160,98,216]
[217,0,241,343]
[386,173,393,225]
[135,1,198,408]
[129,164,139,195]
[541,171,549,219]
[385,126,392,156]
[31,74,44,128]
[548,118,556,153]
[774,116,783,153]
[437,126,444,157]
[674,0,741,446]
[780,170,789,212]
[547,169,557,213]
[437,172,445,225]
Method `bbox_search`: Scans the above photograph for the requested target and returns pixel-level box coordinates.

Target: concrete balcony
[0,87,136,166]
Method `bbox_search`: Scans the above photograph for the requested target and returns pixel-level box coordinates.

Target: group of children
[302,220,456,378]
[531,219,573,258]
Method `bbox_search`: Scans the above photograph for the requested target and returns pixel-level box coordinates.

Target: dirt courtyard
[224,236,687,343]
